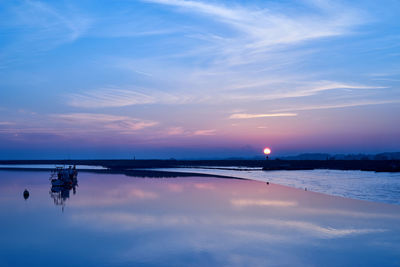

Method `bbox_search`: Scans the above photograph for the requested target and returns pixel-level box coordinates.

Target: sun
[263,147,271,155]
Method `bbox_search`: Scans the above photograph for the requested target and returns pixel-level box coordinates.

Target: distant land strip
[0,159,399,172]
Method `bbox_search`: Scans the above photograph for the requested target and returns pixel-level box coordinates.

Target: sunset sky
[0,0,399,159]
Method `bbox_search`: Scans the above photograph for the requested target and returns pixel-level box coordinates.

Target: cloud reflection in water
[1,171,400,267]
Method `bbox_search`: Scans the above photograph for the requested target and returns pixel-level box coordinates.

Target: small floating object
[266,182,269,185]
[23,189,29,200]
[305,187,307,191]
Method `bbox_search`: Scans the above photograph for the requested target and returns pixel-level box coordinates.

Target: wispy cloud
[126,0,375,108]
[166,127,186,135]
[225,81,386,102]
[193,129,216,136]
[64,1,380,114]
[0,122,15,126]
[2,0,397,152]
[273,99,400,113]
[0,1,92,70]
[165,127,216,137]
[143,0,365,66]
[67,79,384,109]
[68,88,156,108]
[144,0,242,20]
[53,113,158,132]
[145,0,363,43]
[10,1,91,45]
[68,88,195,108]
[230,113,297,119]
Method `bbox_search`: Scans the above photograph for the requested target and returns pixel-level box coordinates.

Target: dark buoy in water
[23,189,29,200]
[266,182,269,185]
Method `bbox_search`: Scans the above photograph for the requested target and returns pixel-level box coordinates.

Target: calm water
[1,170,400,266]
[154,168,400,205]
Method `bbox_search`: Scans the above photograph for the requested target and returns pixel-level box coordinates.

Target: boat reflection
[49,166,78,210]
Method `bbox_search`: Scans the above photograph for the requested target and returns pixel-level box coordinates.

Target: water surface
[1,170,399,266]
[154,168,400,204]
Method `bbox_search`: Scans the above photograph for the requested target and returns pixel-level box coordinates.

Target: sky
[0,0,399,159]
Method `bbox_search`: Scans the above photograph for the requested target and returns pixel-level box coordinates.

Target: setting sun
[263,147,271,155]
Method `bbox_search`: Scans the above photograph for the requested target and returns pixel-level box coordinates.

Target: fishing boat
[50,166,78,187]
[49,166,78,211]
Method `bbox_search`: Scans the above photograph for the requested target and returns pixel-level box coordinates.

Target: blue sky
[0,0,399,159]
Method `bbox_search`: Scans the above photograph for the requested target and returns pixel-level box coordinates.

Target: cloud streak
[8,1,91,46]
[193,129,216,136]
[53,113,158,132]
[68,88,197,108]
[273,99,400,113]
[67,80,385,109]
[62,1,382,116]
[68,89,156,108]
[229,113,297,119]
[143,0,365,67]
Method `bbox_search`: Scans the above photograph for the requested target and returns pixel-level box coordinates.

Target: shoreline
[0,159,399,172]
